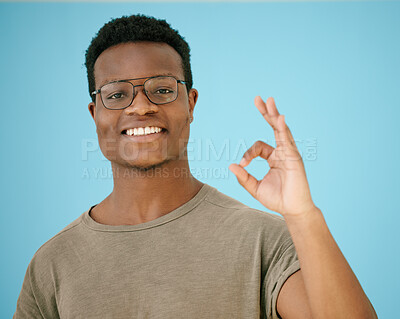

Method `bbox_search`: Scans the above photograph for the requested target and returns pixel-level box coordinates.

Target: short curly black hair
[85,14,193,102]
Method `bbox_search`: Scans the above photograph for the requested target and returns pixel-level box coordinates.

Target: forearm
[284,207,377,319]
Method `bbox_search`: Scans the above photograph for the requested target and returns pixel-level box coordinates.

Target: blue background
[1,1,399,318]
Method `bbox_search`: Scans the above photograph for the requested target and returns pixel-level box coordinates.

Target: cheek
[174,112,191,138]
[95,110,117,136]
[95,111,120,158]
[173,103,191,128]
[174,113,191,152]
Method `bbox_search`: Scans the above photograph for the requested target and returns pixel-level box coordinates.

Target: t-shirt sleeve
[262,236,301,319]
[13,259,60,319]
[13,263,44,318]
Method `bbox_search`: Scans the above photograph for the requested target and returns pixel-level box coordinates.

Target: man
[14,14,377,318]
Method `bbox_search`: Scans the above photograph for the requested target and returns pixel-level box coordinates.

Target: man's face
[88,42,198,170]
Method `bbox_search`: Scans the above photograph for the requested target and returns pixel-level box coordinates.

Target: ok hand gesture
[229,96,317,218]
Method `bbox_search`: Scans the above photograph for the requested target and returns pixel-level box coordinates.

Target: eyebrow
[97,73,176,88]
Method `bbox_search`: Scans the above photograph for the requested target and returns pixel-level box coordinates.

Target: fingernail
[239,158,246,166]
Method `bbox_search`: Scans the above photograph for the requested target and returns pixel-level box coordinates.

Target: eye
[153,88,175,95]
[106,92,124,100]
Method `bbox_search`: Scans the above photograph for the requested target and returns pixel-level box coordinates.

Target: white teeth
[125,126,163,136]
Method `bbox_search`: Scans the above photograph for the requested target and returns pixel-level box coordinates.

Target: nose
[124,86,158,116]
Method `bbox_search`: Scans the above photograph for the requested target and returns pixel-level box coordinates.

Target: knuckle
[254,140,263,150]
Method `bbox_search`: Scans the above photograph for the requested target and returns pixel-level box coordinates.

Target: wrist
[283,206,328,243]
[283,205,322,226]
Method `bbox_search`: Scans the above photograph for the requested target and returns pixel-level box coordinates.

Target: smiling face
[88,42,198,170]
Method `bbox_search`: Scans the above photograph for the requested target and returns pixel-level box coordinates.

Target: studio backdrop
[1,1,399,318]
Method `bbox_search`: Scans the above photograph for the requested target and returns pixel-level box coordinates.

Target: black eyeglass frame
[91,75,187,110]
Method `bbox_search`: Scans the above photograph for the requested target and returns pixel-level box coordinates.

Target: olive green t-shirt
[14,183,300,319]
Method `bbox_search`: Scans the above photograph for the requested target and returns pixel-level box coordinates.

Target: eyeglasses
[91,75,187,110]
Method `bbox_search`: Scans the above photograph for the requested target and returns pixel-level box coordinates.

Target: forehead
[94,42,184,87]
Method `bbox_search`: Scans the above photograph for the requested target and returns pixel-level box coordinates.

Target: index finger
[240,140,275,167]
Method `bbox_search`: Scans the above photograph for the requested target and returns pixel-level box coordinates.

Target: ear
[188,88,198,120]
[88,101,96,122]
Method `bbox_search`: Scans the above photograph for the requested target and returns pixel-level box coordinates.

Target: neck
[90,158,203,226]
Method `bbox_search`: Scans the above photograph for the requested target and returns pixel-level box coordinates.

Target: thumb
[229,163,258,198]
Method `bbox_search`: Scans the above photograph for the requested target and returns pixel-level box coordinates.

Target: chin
[121,158,172,172]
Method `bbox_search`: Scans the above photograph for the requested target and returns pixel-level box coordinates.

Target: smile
[122,126,164,137]
[121,126,167,143]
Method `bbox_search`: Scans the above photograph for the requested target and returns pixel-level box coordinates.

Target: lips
[122,126,165,136]
[121,124,167,136]
[121,128,167,143]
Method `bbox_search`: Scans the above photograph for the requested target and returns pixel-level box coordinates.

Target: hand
[229,96,317,218]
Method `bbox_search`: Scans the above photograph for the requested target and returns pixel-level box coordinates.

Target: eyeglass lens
[100,76,178,109]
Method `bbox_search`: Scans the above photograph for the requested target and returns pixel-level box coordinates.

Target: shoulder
[28,211,87,271]
[202,185,290,239]
[204,184,285,222]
